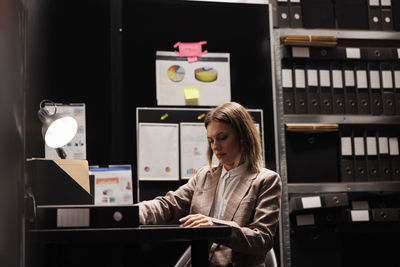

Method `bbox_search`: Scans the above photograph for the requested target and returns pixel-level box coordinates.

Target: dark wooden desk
[28,225,231,267]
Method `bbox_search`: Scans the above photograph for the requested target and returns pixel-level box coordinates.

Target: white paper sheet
[282,69,293,88]
[155,51,230,106]
[346,48,361,59]
[292,47,310,58]
[369,70,380,89]
[344,70,355,87]
[332,70,343,88]
[307,69,318,87]
[295,69,306,88]
[180,123,218,179]
[319,70,331,87]
[341,137,352,156]
[354,137,365,156]
[356,70,368,88]
[382,70,393,88]
[138,123,179,180]
[366,137,377,155]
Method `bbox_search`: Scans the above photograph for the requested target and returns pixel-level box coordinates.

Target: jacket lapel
[201,166,222,216]
[222,171,257,221]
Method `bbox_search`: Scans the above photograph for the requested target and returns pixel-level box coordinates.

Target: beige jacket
[139,165,282,267]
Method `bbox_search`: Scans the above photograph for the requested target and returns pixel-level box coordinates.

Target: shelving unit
[271,1,400,266]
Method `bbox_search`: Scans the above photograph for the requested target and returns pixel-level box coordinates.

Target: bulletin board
[136,107,264,181]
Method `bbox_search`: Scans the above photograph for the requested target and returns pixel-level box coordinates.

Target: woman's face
[206,120,241,171]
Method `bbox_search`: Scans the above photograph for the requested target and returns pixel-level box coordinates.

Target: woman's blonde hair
[204,102,263,173]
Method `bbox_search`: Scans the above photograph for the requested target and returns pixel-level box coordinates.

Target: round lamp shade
[42,115,78,148]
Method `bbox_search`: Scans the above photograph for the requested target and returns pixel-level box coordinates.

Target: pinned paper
[174,41,208,62]
[184,86,200,100]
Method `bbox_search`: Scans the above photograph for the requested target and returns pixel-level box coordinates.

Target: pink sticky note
[174,41,208,62]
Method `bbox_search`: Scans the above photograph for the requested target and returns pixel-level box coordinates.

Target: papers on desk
[89,165,133,205]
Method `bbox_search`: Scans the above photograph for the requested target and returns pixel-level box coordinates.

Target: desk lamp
[38,100,78,159]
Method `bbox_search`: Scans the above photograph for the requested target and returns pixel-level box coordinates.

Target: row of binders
[282,59,400,115]
[277,0,400,31]
[282,46,400,61]
[292,196,400,227]
[340,129,400,182]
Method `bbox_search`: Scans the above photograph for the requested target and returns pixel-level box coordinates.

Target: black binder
[353,133,368,182]
[368,0,382,30]
[301,0,335,29]
[366,132,380,181]
[277,0,291,27]
[378,131,392,181]
[294,61,308,114]
[286,131,339,183]
[331,61,345,114]
[343,62,358,114]
[381,0,394,30]
[393,0,400,31]
[367,47,393,60]
[380,61,396,114]
[282,60,295,114]
[309,47,338,60]
[355,61,371,114]
[318,61,333,114]
[340,130,355,182]
[306,61,320,114]
[335,0,369,29]
[389,135,400,180]
[27,159,93,205]
[394,62,400,115]
[368,61,383,115]
[289,0,303,28]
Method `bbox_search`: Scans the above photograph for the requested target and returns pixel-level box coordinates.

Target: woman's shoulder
[258,167,280,177]
[255,168,281,184]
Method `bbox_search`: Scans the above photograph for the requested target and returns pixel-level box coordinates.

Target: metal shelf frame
[284,115,400,124]
[288,181,400,194]
[271,26,400,267]
[277,28,400,40]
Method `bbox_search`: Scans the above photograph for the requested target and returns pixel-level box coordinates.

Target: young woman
[138,102,281,266]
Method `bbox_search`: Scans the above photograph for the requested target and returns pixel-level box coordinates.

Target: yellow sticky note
[184,86,200,100]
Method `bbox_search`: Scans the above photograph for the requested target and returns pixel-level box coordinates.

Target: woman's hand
[179,213,214,227]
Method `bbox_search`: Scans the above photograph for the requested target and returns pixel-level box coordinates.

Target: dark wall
[26,0,276,201]
[0,0,25,266]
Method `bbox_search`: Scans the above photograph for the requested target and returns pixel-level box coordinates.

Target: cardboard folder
[26,158,93,205]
